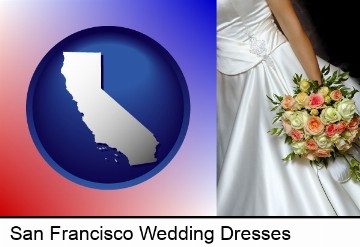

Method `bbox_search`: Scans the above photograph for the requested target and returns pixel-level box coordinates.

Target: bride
[217,0,360,215]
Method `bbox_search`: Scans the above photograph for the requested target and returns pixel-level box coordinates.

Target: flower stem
[311,162,338,216]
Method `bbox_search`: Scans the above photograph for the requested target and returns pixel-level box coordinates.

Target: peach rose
[315,149,332,157]
[336,121,347,134]
[282,120,292,134]
[330,90,342,101]
[305,139,318,150]
[281,95,296,110]
[305,93,324,109]
[348,116,360,130]
[305,116,324,135]
[304,152,316,161]
[290,129,303,141]
[291,103,300,111]
[335,138,351,152]
[343,130,358,143]
[325,123,337,137]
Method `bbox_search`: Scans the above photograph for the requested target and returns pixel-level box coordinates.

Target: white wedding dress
[217,0,360,216]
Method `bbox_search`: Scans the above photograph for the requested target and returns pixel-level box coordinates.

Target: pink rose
[330,90,342,101]
[348,116,360,130]
[336,121,347,134]
[282,120,292,134]
[315,149,332,158]
[305,116,324,135]
[282,95,296,110]
[290,129,303,141]
[305,139,318,151]
[325,123,337,137]
[305,93,324,109]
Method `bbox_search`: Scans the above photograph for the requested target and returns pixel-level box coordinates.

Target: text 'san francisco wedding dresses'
[217,0,360,215]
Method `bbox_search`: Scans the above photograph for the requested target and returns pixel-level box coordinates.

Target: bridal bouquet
[268,65,360,182]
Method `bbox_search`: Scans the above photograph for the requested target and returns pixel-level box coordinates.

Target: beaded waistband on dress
[217,18,287,75]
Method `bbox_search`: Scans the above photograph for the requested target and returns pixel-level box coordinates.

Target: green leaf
[271,105,279,111]
[292,73,302,84]
[268,128,278,135]
[326,75,333,82]
[331,70,338,81]
[274,94,283,103]
[340,71,349,78]
[331,151,337,160]
[284,135,292,144]
[348,87,359,99]
[321,64,330,75]
[272,115,282,124]
[266,95,278,105]
[322,158,328,168]
[340,87,348,96]
[283,152,296,161]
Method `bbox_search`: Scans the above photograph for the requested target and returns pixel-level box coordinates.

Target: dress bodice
[217,0,287,75]
[217,0,271,36]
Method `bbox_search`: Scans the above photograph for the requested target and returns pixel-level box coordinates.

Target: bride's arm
[267,0,322,84]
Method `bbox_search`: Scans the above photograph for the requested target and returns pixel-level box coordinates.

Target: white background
[0,218,358,246]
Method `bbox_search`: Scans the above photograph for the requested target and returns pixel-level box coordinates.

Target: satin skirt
[217,42,360,216]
